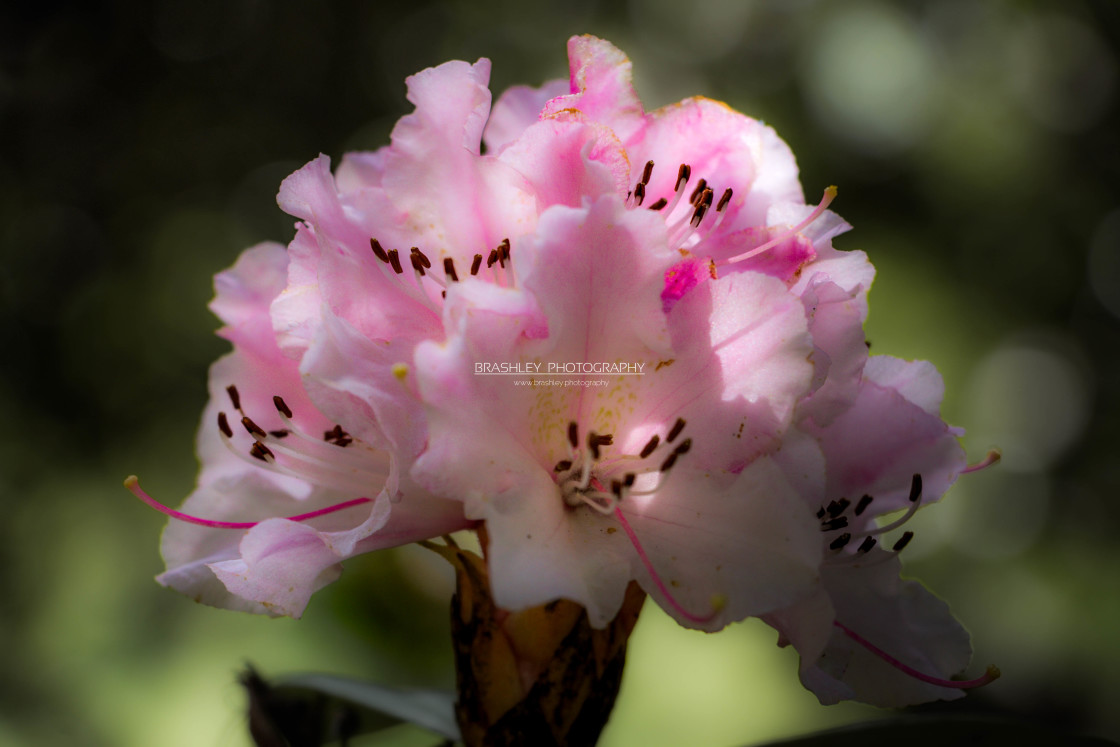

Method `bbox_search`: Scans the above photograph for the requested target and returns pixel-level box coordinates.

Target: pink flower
[132,34,994,704]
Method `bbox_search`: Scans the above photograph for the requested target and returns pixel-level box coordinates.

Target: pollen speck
[392,363,409,381]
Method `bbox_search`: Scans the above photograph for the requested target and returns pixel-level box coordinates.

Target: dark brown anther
[444,257,459,282]
[857,536,877,554]
[441,290,446,298]
[716,188,733,212]
[816,506,827,519]
[249,442,275,462]
[673,437,692,456]
[587,432,613,460]
[323,424,351,444]
[412,247,431,268]
[486,249,498,268]
[623,473,636,487]
[830,532,852,550]
[470,253,483,276]
[273,395,293,419]
[892,531,915,552]
[268,429,290,439]
[689,178,708,206]
[241,416,267,439]
[647,197,668,211]
[908,474,923,503]
[820,516,849,532]
[554,459,573,472]
[690,205,708,228]
[854,494,874,516]
[217,411,233,438]
[666,417,686,443]
[633,182,645,206]
[370,238,389,263]
[226,384,242,411]
[700,188,713,208]
[827,497,851,518]
[568,422,579,450]
[641,160,654,185]
[675,164,691,191]
[639,434,660,459]
[387,249,403,274]
[660,452,679,473]
[409,249,427,275]
[610,480,623,497]
[499,238,511,261]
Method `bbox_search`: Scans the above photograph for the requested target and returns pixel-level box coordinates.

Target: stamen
[716,188,733,212]
[820,516,848,532]
[217,412,233,438]
[830,532,852,550]
[639,434,660,459]
[833,620,1000,691]
[721,186,838,266]
[856,536,877,553]
[470,254,483,276]
[370,238,389,264]
[689,179,708,206]
[647,197,668,211]
[827,497,851,518]
[673,438,691,456]
[486,249,498,268]
[409,248,427,276]
[851,474,923,540]
[659,452,679,473]
[249,442,275,462]
[242,416,267,439]
[632,182,646,207]
[854,494,874,516]
[891,531,914,552]
[387,249,403,274]
[226,385,241,411]
[962,449,1002,474]
[641,160,654,185]
[908,474,922,503]
[554,459,572,472]
[125,475,372,530]
[273,395,293,419]
[666,417,686,443]
[614,507,720,625]
[568,421,579,450]
[675,164,691,192]
[587,431,612,460]
[443,257,458,282]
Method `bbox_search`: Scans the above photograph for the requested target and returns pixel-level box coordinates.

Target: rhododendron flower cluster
[131,35,995,707]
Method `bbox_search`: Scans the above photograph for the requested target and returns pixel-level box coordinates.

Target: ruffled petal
[623,457,822,631]
[483,78,570,154]
[807,358,966,514]
[805,558,973,706]
[543,35,645,142]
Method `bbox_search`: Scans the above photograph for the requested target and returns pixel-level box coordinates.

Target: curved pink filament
[834,620,1000,690]
[961,449,1002,474]
[124,475,372,529]
[614,507,718,625]
[721,186,838,266]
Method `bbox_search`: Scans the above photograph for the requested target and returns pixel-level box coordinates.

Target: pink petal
[483,78,570,154]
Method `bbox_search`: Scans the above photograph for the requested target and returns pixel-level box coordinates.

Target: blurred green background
[2,0,1119,744]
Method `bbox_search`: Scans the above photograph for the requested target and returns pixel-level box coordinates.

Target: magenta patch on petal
[662,259,707,314]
